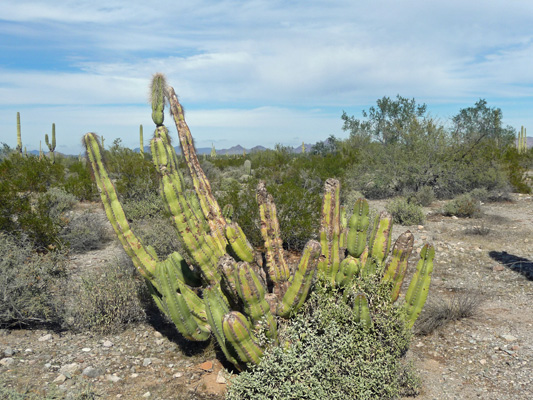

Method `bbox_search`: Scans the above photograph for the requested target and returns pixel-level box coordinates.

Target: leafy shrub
[0,233,67,327]
[132,216,183,259]
[386,197,425,226]
[226,280,418,399]
[61,256,147,333]
[60,211,112,253]
[414,186,435,206]
[442,194,481,218]
[468,188,489,202]
[43,187,78,219]
[122,191,167,221]
[63,159,98,201]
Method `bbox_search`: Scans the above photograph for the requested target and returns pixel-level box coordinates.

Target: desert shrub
[414,186,435,206]
[386,197,425,226]
[63,159,98,201]
[43,187,78,219]
[468,188,489,202]
[0,233,67,327]
[131,216,183,259]
[442,194,481,218]
[226,280,418,399]
[122,191,167,221]
[60,211,112,253]
[61,256,147,333]
[415,292,481,335]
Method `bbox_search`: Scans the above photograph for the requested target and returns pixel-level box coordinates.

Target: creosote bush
[226,279,419,399]
[386,197,425,226]
[59,211,112,253]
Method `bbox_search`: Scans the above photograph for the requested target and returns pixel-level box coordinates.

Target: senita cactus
[84,74,434,370]
[16,112,22,154]
[39,141,43,160]
[518,126,527,154]
[140,124,144,157]
[45,123,57,163]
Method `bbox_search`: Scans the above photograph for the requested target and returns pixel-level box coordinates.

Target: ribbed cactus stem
[16,112,22,154]
[318,178,341,284]
[347,198,370,257]
[382,231,414,302]
[39,141,43,160]
[223,312,264,365]
[45,123,57,163]
[404,244,435,328]
[151,73,166,126]
[353,293,373,330]
[244,159,251,175]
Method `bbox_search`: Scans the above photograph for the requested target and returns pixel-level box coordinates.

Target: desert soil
[1,195,532,400]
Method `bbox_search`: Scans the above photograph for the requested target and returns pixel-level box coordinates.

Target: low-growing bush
[60,211,112,253]
[442,194,481,218]
[122,191,167,221]
[386,197,425,226]
[43,187,78,219]
[0,233,67,328]
[131,216,183,259]
[61,255,147,333]
[226,280,419,399]
[414,186,435,206]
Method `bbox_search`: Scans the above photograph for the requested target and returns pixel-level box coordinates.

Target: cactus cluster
[518,126,528,154]
[83,74,434,370]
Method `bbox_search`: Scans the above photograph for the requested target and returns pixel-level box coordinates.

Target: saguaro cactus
[84,73,434,370]
[16,112,22,154]
[45,123,57,163]
[140,124,144,157]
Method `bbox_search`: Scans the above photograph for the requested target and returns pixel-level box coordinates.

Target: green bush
[414,186,435,206]
[43,187,78,219]
[122,191,167,221]
[59,211,112,253]
[386,197,425,226]
[132,216,184,259]
[442,194,481,218]
[61,256,147,333]
[226,281,418,399]
[0,233,67,327]
[63,159,98,201]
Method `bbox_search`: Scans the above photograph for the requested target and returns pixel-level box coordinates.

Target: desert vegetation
[0,77,531,399]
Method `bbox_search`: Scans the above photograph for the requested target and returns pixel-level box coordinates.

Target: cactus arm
[318,178,341,284]
[235,262,277,339]
[335,255,360,288]
[83,132,157,279]
[256,181,290,284]
[346,198,370,257]
[382,231,414,301]
[203,286,242,369]
[339,205,347,251]
[154,259,211,341]
[353,293,373,330]
[404,244,435,328]
[16,112,22,153]
[368,211,393,264]
[277,240,321,318]
[166,86,227,251]
[139,124,144,156]
[222,311,264,365]
[225,222,255,263]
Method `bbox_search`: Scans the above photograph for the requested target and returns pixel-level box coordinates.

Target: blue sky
[1,0,532,155]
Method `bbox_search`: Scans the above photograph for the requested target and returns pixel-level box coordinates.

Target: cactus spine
[45,123,57,163]
[16,112,22,154]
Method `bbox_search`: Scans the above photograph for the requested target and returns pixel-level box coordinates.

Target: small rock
[38,334,52,342]
[154,331,163,338]
[82,366,103,378]
[451,216,458,220]
[143,358,152,367]
[103,340,114,348]
[501,334,517,342]
[0,357,14,367]
[415,341,424,347]
[106,374,121,383]
[142,392,151,398]
[173,372,183,378]
[510,345,520,351]
[417,225,424,230]
[479,359,486,365]
[155,339,165,346]
[44,362,52,369]
[81,348,91,352]
[198,361,213,371]
[25,348,32,353]
[53,374,67,383]
[59,363,80,375]
[493,264,505,272]
[130,373,139,378]
[4,347,14,357]
[216,370,227,384]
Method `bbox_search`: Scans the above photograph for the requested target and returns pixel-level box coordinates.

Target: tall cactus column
[16,112,22,154]
[45,123,57,163]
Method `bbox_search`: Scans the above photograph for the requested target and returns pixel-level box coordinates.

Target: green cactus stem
[211,143,217,158]
[347,198,370,258]
[222,204,234,222]
[318,178,341,284]
[244,159,252,175]
[225,222,255,263]
[16,112,22,154]
[151,73,166,126]
[404,244,435,328]
[382,231,414,301]
[45,123,57,163]
[39,141,43,160]
[223,312,264,365]
[353,293,373,330]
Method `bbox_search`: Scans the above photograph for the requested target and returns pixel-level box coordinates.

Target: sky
[0,0,532,155]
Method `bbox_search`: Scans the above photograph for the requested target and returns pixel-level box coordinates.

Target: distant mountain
[133,144,310,155]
